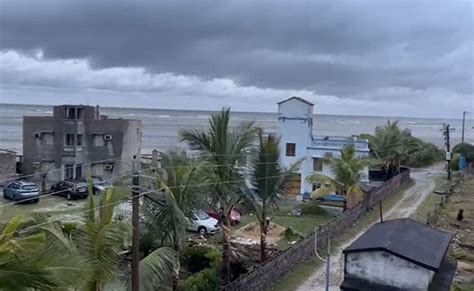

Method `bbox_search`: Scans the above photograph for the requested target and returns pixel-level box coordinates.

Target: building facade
[0,149,17,185]
[277,97,370,196]
[23,105,142,183]
[341,219,456,291]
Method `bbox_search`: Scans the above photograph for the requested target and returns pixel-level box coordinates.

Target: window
[42,133,54,145]
[77,108,83,119]
[65,164,74,180]
[75,164,82,179]
[77,134,83,146]
[65,134,75,146]
[66,107,76,119]
[93,134,105,146]
[313,158,323,171]
[286,143,296,157]
[312,183,322,191]
[325,152,333,159]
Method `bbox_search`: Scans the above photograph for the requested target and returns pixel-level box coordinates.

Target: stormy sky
[0,0,473,118]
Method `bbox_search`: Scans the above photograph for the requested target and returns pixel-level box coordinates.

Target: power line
[0,173,295,239]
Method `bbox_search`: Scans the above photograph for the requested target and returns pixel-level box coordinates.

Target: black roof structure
[343,218,452,272]
[277,96,314,106]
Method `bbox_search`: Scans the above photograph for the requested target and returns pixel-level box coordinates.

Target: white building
[341,218,456,291]
[277,97,370,197]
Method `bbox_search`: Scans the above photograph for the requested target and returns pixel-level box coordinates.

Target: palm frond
[139,247,176,291]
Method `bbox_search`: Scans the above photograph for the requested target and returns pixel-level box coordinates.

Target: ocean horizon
[1,103,472,154]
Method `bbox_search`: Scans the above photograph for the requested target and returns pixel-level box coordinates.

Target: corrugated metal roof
[343,218,451,271]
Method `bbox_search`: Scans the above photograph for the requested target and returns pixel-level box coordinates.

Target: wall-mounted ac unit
[104,135,112,141]
[33,162,41,168]
[33,132,42,138]
[104,164,114,171]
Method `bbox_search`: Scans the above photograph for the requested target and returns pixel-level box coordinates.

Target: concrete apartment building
[277,97,370,197]
[0,149,17,185]
[23,105,142,183]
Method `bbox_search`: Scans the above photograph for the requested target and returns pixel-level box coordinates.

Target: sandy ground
[296,163,445,291]
[235,221,286,243]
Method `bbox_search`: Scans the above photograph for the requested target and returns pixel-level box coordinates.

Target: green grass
[266,179,415,291]
[410,175,445,222]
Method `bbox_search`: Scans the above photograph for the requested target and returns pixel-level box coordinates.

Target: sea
[1,103,472,154]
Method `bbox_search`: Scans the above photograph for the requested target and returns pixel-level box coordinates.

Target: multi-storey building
[23,105,142,183]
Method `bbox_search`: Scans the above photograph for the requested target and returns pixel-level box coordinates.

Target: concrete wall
[222,168,410,291]
[22,107,141,183]
[345,251,434,290]
[0,150,16,185]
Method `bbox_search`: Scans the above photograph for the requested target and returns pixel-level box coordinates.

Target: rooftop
[343,218,452,272]
[277,96,314,106]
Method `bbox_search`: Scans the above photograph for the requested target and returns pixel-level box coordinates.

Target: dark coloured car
[3,181,40,203]
[51,180,88,200]
[80,176,112,194]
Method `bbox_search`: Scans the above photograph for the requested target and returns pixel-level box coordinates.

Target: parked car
[51,180,88,200]
[188,210,220,234]
[206,209,241,226]
[3,181,40,203]
[80,176,112,194]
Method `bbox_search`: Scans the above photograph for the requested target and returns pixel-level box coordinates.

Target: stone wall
[0,149,17,186]
[222,168,411,291]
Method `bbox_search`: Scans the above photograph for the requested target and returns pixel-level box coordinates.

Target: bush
[283,226,304,241]
[300,203,328,216]
[180,247,221,291]
[453,143,474,162]
[179,267,220,291]
[181,246,220,273]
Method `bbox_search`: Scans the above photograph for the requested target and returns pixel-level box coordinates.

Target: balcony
[310,136,369,151]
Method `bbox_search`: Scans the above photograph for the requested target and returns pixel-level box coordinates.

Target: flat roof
[343,218,452,272]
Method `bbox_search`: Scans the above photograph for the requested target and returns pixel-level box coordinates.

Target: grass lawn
[236,203,336,251]
[267,179,415,291]
[410,175,445,223]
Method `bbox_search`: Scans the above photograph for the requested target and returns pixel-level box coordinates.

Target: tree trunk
[259,219,268,263]
[172,245,180,291]
[220,214,231,286]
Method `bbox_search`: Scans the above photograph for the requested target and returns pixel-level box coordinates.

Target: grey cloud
[0,0,473,101]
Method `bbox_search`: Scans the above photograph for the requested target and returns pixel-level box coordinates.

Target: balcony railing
[311,137,369,150]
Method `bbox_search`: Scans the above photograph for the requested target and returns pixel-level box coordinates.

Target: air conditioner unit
[33,162,41,168]
[104,164,114,171]
[104,135,113,141]
[33,132,42,138]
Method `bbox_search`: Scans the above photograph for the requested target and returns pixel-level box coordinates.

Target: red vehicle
[206,209,241,226]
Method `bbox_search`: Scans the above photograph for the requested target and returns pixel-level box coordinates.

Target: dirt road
[296,164,445,291]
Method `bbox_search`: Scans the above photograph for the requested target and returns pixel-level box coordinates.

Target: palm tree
[0,215,89,290]
[244,131,300,262]
[306,144,369,209]
[180,108,257,285]
[369,120,410,179]
[144,151,206,290]
[74,188,175,291]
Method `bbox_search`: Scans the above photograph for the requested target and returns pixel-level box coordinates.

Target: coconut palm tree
[179,108,257,285]
[73,187,175,291]
[144,151,207,290]
[244,131,300,262]
[306,144,369,209]
[0,215,89,290]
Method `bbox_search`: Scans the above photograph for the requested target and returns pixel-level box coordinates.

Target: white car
[188,211,220,234]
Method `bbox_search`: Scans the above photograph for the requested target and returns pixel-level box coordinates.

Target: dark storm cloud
[0,0,473,98]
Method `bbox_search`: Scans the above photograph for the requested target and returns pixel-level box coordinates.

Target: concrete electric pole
[131,155,140,291]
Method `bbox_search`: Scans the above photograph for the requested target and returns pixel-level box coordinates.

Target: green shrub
[453,143,474,162]
[179,267,220,291]
[181,246,220,273]
[300,203,328,216]
[283,226,304,241]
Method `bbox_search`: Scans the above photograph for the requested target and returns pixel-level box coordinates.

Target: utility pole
[379,201,383,223]
[325,229,331,291]
[131,155,140,291]
[442,124,454,181]
[462,111,467,143]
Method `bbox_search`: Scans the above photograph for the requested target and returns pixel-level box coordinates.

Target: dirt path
[296,164,445,291]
